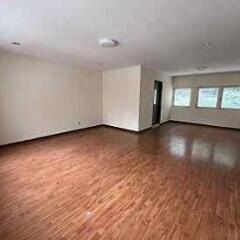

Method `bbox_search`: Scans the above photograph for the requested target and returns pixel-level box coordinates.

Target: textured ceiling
[1,0,240,75]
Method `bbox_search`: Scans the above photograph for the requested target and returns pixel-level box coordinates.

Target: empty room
[0,1,240,239]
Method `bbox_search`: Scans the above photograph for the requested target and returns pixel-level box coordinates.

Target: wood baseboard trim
[0,124,103,147]
[101,124,140,134]
[160,120,171,126]
[6,119,229,148]
[169,120,240,131]
[1,123,157,147]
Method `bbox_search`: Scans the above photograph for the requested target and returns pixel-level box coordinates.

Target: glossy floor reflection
[0,122,239,240]
[165,123,240,169]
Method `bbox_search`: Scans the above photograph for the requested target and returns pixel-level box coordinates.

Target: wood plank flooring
[0,122,240,240]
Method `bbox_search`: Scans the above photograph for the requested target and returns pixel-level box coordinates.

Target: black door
[152,81,163,125]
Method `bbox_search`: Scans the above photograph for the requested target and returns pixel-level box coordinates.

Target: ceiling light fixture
[196,66,208,71]
[202,42,212,47]
[99,38,119,48]
[12,42,21,46]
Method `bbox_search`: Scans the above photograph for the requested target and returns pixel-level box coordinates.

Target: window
[174,88,191,107]
[221,87,240,109]
[197,88,219,108]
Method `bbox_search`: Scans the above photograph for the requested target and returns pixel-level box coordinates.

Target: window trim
[196,86,220,109]
[220,85,240,110]
[172,85,240,110]
[173,88,192,107]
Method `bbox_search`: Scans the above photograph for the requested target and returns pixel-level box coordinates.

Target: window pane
[221,87,240,109]
[197,88,219,108]
[174,88,191,106]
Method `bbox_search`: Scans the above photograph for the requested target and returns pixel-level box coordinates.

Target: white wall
[139,67,173,131]
[0,51,174,145]
[102,66,173,132]
[0,50,102,145]
[170,72,240,129]
[102,66,141,131]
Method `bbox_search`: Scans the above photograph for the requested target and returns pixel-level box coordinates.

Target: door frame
[152,80,163,127]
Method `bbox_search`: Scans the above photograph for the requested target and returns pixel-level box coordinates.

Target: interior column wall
[139,67,173,131]
[102,66,141,131]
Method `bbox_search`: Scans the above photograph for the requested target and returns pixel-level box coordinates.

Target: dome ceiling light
[99,38,119,48]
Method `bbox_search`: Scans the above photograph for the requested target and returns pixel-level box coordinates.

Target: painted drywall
[139,68,173,131]
[2,1,240,74]
[0,50,102,145]
[170,72,240,129]
[0,52,173,145]
[102,66,173,132]
[102,66,141,131]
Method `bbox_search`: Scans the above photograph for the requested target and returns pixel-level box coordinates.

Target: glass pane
[221,87,240,109]
[153,89,157,104]
[197,88,219,108]
[174,88,191,106]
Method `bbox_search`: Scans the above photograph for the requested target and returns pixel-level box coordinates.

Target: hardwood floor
[0,122,240,240]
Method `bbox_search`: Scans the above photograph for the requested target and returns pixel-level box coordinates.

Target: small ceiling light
[202,42,212,47]
[12,42,20,46]
[99,38,119,48]
[196,66,208,71]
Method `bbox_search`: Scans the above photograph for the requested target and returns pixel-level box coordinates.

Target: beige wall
[0,50,174,145]
[102,66,173,132]
[102,66,141,131]
[170,72,240,129]
[139,67,173,131]
[0,50,102,145]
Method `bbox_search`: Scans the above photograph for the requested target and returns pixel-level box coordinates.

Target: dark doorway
[152,80,163,126]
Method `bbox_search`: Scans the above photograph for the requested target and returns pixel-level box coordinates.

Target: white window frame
[220,86,240,110]
[196,87,220,109]
[173,88,192,107]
